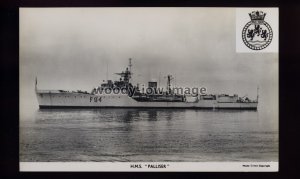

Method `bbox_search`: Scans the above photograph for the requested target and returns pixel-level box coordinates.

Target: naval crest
[242,11,273,50]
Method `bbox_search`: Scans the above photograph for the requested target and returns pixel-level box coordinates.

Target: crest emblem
[242,11,273,50]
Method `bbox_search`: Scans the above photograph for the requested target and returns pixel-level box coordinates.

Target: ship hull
[36,91,258,110]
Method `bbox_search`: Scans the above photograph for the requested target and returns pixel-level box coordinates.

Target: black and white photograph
[19,7,278,171]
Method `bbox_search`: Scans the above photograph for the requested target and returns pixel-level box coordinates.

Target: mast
[158,72,161,88]
[166,75,173,94]
[174,74,176,87]
[129,58,132,72]
[114,58,133,84]
[106,62,108,81]
[257,86,259,102]
[128,58,132,82]
[35,77,37,92]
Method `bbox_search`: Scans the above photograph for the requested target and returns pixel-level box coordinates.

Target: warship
[35,59,258,109]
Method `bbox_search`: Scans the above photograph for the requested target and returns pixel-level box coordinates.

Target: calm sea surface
[20,108,278,162]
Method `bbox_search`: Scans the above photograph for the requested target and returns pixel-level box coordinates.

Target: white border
[20,162,278,172]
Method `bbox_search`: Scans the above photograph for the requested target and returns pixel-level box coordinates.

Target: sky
[20,8,278,119]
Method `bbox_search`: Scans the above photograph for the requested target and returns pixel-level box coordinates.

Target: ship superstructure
[35,59,258,109]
